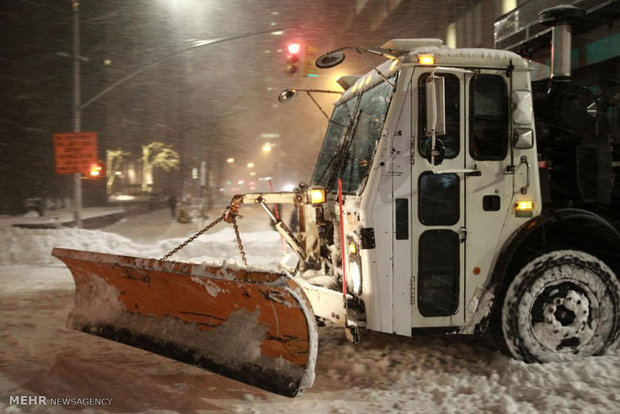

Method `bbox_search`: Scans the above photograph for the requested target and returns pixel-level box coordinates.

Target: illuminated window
[502,0,517,14]
[446,23,456,49]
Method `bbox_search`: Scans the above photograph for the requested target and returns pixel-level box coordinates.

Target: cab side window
[469,74,508,160]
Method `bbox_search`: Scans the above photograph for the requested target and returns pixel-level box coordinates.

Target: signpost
[54,132,98,175]
[53,131,98,227]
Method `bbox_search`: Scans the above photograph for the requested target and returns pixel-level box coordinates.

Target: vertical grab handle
[520,155,530,194]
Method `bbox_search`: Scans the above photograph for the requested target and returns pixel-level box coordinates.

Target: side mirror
[513,128,534,149]
[278,89,298,104]
[512,90,533,124]
[315,51,346,69]
[426,75,446,136]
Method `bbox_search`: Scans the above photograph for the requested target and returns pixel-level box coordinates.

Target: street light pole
[72,0,83,228]
[79,26,296,111]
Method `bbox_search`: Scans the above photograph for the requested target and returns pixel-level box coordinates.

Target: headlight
[349,260,362,295]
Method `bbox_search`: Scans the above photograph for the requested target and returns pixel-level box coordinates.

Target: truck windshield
[311,78,395,193]
[311,99,356,188]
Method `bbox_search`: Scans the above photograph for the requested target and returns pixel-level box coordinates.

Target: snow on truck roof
[337,38,527,103]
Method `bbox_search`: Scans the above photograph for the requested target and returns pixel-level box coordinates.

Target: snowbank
[0,227,141,265]
[0,225,285,269]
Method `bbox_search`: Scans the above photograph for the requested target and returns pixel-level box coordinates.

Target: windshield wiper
[326,104,363,192]
[313,100,356,186]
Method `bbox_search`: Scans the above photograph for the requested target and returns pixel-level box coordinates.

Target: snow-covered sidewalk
[1,208,619,413]
[0,207,125,229]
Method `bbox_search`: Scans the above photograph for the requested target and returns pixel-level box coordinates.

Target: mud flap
[51,248,317,397]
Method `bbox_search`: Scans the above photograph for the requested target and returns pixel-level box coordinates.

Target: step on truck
[53,4,619,397]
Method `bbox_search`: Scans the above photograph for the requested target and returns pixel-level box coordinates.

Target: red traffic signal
[287,42,301,55]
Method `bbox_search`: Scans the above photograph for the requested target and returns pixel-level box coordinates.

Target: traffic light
[287,42,301,55]
[285,42,301,75]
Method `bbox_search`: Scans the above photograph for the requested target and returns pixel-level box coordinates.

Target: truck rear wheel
[502,250,620,362]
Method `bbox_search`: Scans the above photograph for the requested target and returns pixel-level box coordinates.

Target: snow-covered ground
[1,207,619,413]
[0,206,125,228]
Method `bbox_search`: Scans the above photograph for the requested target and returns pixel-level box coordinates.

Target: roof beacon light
[418,54,435,65]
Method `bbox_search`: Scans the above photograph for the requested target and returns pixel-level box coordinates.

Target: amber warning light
[309,187,326,205]
[515,201,534,217]
[348,242,358,256]
[89,163,103,178]
[418,54,435,65]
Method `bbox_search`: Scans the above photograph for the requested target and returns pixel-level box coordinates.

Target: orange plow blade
[51,247,317,397]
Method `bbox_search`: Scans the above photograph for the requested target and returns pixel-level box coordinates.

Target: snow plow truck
[53,4,619,397]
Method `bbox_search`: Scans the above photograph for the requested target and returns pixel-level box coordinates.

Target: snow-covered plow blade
[51,247,317,397]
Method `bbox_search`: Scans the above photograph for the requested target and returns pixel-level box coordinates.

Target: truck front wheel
[502,250,620,362]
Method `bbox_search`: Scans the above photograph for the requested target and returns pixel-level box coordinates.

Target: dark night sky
[1,1,74,211]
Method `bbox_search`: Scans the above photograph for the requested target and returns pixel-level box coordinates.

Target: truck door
[409,70,466,328]
[402,69,513,329]
[463,70,512,319]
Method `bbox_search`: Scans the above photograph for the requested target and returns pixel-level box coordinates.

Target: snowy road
[1,208,619,413]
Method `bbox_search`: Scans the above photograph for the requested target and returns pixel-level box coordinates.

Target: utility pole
[72,0,83,228]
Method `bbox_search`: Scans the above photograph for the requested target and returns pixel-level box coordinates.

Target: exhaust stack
[538,5,585,80]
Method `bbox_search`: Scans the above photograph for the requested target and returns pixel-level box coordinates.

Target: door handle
[459,227,467,243]
[432,168,482,176]
[519,156,530,194]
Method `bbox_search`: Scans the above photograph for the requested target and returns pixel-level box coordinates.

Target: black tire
[501,250,620,362]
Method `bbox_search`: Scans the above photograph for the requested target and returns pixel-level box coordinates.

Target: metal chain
[230,216,248,266]
[159,214,225,261]
[159,195,248,265]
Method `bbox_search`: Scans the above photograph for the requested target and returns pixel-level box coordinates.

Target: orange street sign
[54,132,98,175]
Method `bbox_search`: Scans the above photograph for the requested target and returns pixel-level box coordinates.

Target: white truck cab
[292,38,619,363]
